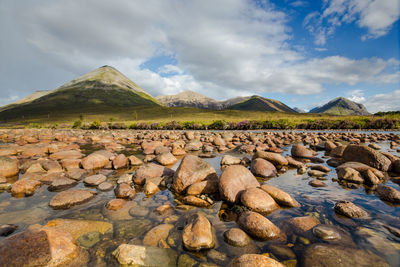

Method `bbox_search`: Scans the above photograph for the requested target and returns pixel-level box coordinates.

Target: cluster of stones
[0,129,398,266]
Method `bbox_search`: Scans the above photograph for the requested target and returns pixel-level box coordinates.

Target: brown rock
[143,224,174,247]
[48,177,77,191]
[221,155,241,165]
[81,153,109,170]
[254,151,288,166]
[229,254,284,267]
[49,189,96,209]
[11,179,42,197]
[250,158,277,178]
[287,216,320,234]
[241,187,278,214]
[50,150,82,160]
[114,183,136,199]
[223,228,251,247]
[376,185,400,204]
[308,179,327,187]
[183,195,211,208]
[336,167,364,183]
[238,211,284,241]
[334,201,368,218]
[128,155,143,166]
[113,154,128,169]
[343,145,391,171]
[187,179,219,195]
[61,159,81,171]
[134,163,174,185]
[144,181,160,195]
[172,155,217,194]
[291,144,315,158]
[156,152,178,166]
[219,165,260,203]
[84,174,107,186]
[106,199,127,211]
[182,212,214,251]
[260,184,300,207]
[0,156,19,177]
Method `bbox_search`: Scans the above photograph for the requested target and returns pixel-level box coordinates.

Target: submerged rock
[229,254,284,267]
[112,244,177,266]
[287,216,320,234]
[143,224,174,247]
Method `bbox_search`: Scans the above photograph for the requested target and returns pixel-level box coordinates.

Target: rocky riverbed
[0,129,399,266]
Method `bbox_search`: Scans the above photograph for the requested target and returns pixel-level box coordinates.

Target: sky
[0,0,399,113]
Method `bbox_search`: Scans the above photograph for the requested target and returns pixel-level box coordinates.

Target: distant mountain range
[0,66,371,120]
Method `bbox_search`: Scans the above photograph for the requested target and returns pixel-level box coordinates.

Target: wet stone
[313,224,341,240]
[77,231,101,248]
[97,181,113,191]
[223,228,250,247]
[334,201,368,218]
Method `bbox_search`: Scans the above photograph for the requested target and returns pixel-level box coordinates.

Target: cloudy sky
[0,0,399,112]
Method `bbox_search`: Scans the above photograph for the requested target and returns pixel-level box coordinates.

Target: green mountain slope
[227,95,297,113]
[0,66,161,120]
[309,97,370,115]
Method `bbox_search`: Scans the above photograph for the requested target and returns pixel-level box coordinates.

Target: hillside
[309,97,370,115]
[156,90,221,109]
[0,66,161,121]
[228,95,297,112]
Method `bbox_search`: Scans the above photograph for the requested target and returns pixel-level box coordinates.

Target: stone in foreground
[229,254,284,267]
[182,212,214,251]
[238,211,284,241]
[49,189,96,209]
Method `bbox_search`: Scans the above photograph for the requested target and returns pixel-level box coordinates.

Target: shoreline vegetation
[1,109,399,130]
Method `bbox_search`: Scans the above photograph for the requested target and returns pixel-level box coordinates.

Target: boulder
[113,154,128,169]
[302,244,388,267]
[11,179,42,197]
[254,151,288,166]
[250,158,277,178]
[336,167,364,184]
[114,183,136,199]
[260,184,300,207]
[182,212,214,251]
[172,155,217,193]
[376,185,400,204]
[221,155,241,165]
[134,163,174,185]
[49,189,96,209]
[81,153,109,170]
[0,156,19,177]
[187,179,219,195]
[229,254,284,267]
[241,187,278,214]
[128,155,143,166]
[156,152,178,166]
[238,211,284,241]
[342,145,391,171]
[291,144,315,158]
[219,165,260,203]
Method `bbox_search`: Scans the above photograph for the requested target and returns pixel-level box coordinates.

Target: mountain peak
[310,97,369,115]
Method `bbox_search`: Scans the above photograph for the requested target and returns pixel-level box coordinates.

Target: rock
[182,212,214,251]
[129,206,150,217]
[229,254,284,267]
[67,168,87,180]
[128,155,143,166]
[268,244,296,260]
[302,244,389,267]
[187,179,219,195]
[0,228,88,266]
[330,145,346,157]
[11,179,42,197]
[143,224,174,247]
[291,144,315,158]
[287,216,320,234]
[141,141,163,154]
[49,189,96,209]
[238,211,283,241]
[61,159,81,171]
[183,195,210,208]
[134,163,174,185]
[153,204,173,216]
[334,201,368,218]
[144,181,160,195]
[113,154,128,169]
[105,199,127,211]
[336,167,364,183]
[297,166,307,174]
[43,218,112,240]
[117,173,133,185]
[219,165,260,203]
[98,182,113,191]
[286,156,304,168]
[362,169,380,185]
[81,153,109,170]
[325,141,337,152]
[156,152,178,166]
[77,231,101,248]
[172,155,217,193]
[254,151,288,166]
[250,158,277,178]
[221,155,241,165]
[313,225,341,240]
[310,164,331,172]
[178,254,197,266]
[308,170,327,178]
[48,177,77,191]
[369,143,381,150]
[241,187,278,214]
[0,156,19,177]
[207,249,227,265]
[260,184,300,207]
[343,145,391,171]
[112,244,177,266]
[84,174,107,186]
[383,225,400,238]
[376,185,400,204]
[0,224,18,237]
[50,150,82,160]
[41,160,62,173]
[223,228,250,247]
[114,183,135,199]
[308,180,327,187]
[25,163,46,174]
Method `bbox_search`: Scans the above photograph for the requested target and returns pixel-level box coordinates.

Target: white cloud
[304,0,400,44]
[364,90,400,113]
[0,0,398,103]
[346,89,366,103]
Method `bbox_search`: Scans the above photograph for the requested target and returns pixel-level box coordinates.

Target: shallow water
[0,140,399,266]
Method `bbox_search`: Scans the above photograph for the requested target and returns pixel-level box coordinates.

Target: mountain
[0,90,53,112]
[228,95,297,113]
[156,90,220,109]
[156,90,251,109]
[0,66,160,120]
[309,97,370,115]
[293,107,306,113]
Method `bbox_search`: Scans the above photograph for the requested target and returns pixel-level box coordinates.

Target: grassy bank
[1,106,399,130]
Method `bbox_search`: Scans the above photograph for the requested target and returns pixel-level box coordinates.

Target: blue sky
[0,0,399,112]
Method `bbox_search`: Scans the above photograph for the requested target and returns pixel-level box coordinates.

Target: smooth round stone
[98,182,113,191]
[84,174,107,186]
[129,206,149,217]
[312,225,341,240]
[223,228,250,247]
